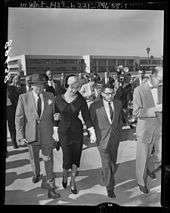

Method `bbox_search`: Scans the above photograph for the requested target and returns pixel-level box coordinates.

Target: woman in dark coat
[55,75,96,194]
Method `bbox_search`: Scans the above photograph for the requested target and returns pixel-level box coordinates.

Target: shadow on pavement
[6,159,30,170]
[120,128,136,141]
[7,148,29,157]
[5,188,47,205]
[5,171,34,187]
[5,158,161,206]
[5,130,161,206]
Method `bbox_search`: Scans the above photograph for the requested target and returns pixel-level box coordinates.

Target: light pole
[146,47,150,65]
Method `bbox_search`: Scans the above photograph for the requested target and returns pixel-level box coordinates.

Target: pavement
[5,127,161,206]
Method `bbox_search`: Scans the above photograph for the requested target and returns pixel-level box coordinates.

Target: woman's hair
[64,74,76,88]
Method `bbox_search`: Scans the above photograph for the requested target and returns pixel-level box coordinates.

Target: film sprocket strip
[4,40,13,83]
[5,0,167,9]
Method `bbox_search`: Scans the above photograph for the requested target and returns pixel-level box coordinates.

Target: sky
[8,8,164,57]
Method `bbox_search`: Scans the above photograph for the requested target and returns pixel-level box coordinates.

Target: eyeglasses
[103,92,115,95]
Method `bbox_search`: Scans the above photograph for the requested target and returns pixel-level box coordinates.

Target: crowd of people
[6,67,162,200]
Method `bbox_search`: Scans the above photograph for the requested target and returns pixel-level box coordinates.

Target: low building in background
[7,54,163,77]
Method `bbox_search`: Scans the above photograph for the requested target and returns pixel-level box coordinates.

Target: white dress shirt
[148,81,159,106]
[48,80,55,88]
[103,99,114,124]
[32,91,44,117]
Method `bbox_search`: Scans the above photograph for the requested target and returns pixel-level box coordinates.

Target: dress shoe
[62,176,68,189]
[41,181,58,189]
[107,190,116,199]
[55,141,60,151]
[48,188,60,199]
[138,184,149,194]
[13,145,19,149]
[32,174,41,183]
[147,169,156,179]
[70,181,78,194]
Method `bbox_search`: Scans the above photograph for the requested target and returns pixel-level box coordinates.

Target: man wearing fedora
[15,73,60,199]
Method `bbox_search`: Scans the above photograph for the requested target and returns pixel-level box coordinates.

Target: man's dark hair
[41,73,48,82]
[101,82,114,92]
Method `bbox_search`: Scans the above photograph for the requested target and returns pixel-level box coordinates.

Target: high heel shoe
[138,184,149,194]
[70,181,78,194]
[62,175,68,189]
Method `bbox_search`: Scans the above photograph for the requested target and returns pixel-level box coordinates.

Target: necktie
[108,102,113,121]
[37,95,41,117]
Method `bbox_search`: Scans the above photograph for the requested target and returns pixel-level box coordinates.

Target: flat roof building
[7,54,162,76]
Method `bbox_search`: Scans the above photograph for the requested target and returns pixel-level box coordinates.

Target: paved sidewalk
[5,128,161,206]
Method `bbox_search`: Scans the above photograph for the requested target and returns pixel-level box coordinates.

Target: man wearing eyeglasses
[89,83,123,199]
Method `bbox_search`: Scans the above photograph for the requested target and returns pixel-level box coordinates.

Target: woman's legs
[70,164,78,194]
[62,168,68,188]
[69,139,83,193]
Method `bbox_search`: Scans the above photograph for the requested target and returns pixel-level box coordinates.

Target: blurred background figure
[6,76,21,149]
[108,76,115,89]
[141,74,150,84]
[93,81,103,101]
[25,75,32,92]
[46,70,56,89]
[79,74,95,103]
[115,73,133,128]
[42,74,55,95]
[12,74,26,95]
[45,71,65,96]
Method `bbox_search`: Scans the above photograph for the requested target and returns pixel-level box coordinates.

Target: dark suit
[45,85,55,96]
[89,97,123,191]
[7,85,20,148]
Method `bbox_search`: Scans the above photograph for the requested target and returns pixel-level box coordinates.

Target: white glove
[19,138,28,146]
[54,113,61,121]
[155,104,162,112]
[53,127,59,142]
[88,127,96,144]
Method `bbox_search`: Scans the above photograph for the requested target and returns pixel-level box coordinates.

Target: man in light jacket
[15,73,60,199]
[133,67,162,194]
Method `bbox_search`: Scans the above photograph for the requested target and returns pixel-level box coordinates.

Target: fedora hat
[30,74,46,85]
